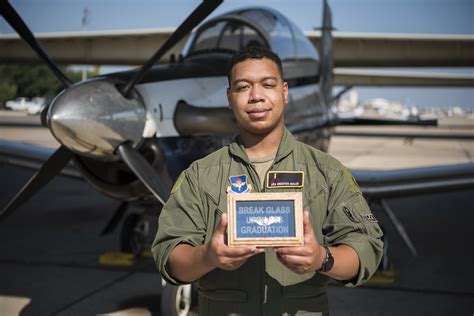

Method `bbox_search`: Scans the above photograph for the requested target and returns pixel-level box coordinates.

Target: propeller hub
[48,77,146,160]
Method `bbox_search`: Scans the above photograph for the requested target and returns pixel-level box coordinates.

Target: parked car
[5,97,46,115]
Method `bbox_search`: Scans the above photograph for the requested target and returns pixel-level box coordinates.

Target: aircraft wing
[333,68,474,87]
[0,140,82,179]
[353,164,474,200]
[0,28,183,65]
[3,137,472,258]
[3,137,473,199]
[306,31,474,68]
[352,163,474,256]
[2,28,473,87]
[1,29,472,68]
[309,31,474,87]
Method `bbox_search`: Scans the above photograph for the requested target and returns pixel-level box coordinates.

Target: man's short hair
[227,46,284,84]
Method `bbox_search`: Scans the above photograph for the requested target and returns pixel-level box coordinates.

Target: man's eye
[263,83,276,88]
[236,85,249,91]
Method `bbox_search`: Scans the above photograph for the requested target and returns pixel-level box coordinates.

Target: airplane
[1,0,474,315]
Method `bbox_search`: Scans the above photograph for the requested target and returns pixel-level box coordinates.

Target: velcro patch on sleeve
[342,167,361,193]
[171,171,186,194]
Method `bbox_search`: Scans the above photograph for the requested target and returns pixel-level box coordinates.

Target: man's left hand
[273,210,325,274]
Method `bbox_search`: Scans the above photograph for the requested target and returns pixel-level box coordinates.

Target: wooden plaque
[227,192,303,247]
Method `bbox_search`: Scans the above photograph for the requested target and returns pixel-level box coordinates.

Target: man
[152,47,383,315]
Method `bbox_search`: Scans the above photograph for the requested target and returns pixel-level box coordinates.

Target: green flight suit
[152,128,384,316]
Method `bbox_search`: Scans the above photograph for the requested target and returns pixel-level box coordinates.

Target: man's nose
[249,85,265,103]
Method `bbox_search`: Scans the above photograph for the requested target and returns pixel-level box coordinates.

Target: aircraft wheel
[161,283,193,316]
[120,213,148,256]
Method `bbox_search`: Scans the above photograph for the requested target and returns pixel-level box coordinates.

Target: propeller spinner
[48,77,146,160]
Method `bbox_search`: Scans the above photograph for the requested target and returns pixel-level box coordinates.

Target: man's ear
[283,81,289,105]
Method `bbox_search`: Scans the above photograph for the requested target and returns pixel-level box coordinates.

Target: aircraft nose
[48,77,146,160]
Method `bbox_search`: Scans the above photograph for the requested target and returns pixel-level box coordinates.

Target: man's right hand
[205,213,263,271]
[167,213,262,282]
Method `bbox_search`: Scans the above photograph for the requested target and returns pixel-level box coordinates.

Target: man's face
[227,58,288,135]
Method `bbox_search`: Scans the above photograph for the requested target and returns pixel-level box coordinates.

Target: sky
[1,0,473,110]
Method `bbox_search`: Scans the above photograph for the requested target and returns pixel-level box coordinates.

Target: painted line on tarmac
[98,252,136,267]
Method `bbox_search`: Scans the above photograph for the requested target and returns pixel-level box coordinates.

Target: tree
[0,64,100,108]
[0,81,17,105]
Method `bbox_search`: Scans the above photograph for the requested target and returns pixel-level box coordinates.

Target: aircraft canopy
[186,8,319,62]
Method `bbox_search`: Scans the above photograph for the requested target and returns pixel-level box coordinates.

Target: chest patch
[227,175,252,193]
[266,171,304,189]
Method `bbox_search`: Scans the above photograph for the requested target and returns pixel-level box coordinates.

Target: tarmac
[0,111,473,315]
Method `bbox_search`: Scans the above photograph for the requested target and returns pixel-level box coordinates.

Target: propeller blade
[121,0,222,96]
[0,0,72,87]
[117,142,170,205]
[0,145,74,221]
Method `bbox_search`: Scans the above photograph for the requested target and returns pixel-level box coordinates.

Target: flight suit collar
[228,127,297,164]
[275,127,296,163]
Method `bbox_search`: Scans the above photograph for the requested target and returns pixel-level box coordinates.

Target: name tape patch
[266,171,304,189]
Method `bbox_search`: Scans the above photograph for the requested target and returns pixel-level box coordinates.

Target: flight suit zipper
[262,163,276,313]
[246,163,261,192]
[245,161,269,314]
[246,160,279,314]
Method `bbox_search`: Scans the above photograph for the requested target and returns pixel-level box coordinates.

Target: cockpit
[186,15,269,55]
[184,7,319,79]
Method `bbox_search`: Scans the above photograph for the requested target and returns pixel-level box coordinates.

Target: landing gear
[120,212,152,255]
[119,208,198,315]
[117,201,161,255]
[161,282,196,316]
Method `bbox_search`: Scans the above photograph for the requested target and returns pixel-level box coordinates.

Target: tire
[161,283,193,316]
[120,213,147,255]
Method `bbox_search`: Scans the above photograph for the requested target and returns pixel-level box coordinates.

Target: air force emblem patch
[227,175,252,193]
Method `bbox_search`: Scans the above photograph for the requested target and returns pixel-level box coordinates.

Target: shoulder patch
[364,214,378,223]
[171,171,186,194]
[342,167,361,193]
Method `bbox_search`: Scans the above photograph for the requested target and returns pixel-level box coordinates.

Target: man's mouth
[247,108,270,119]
